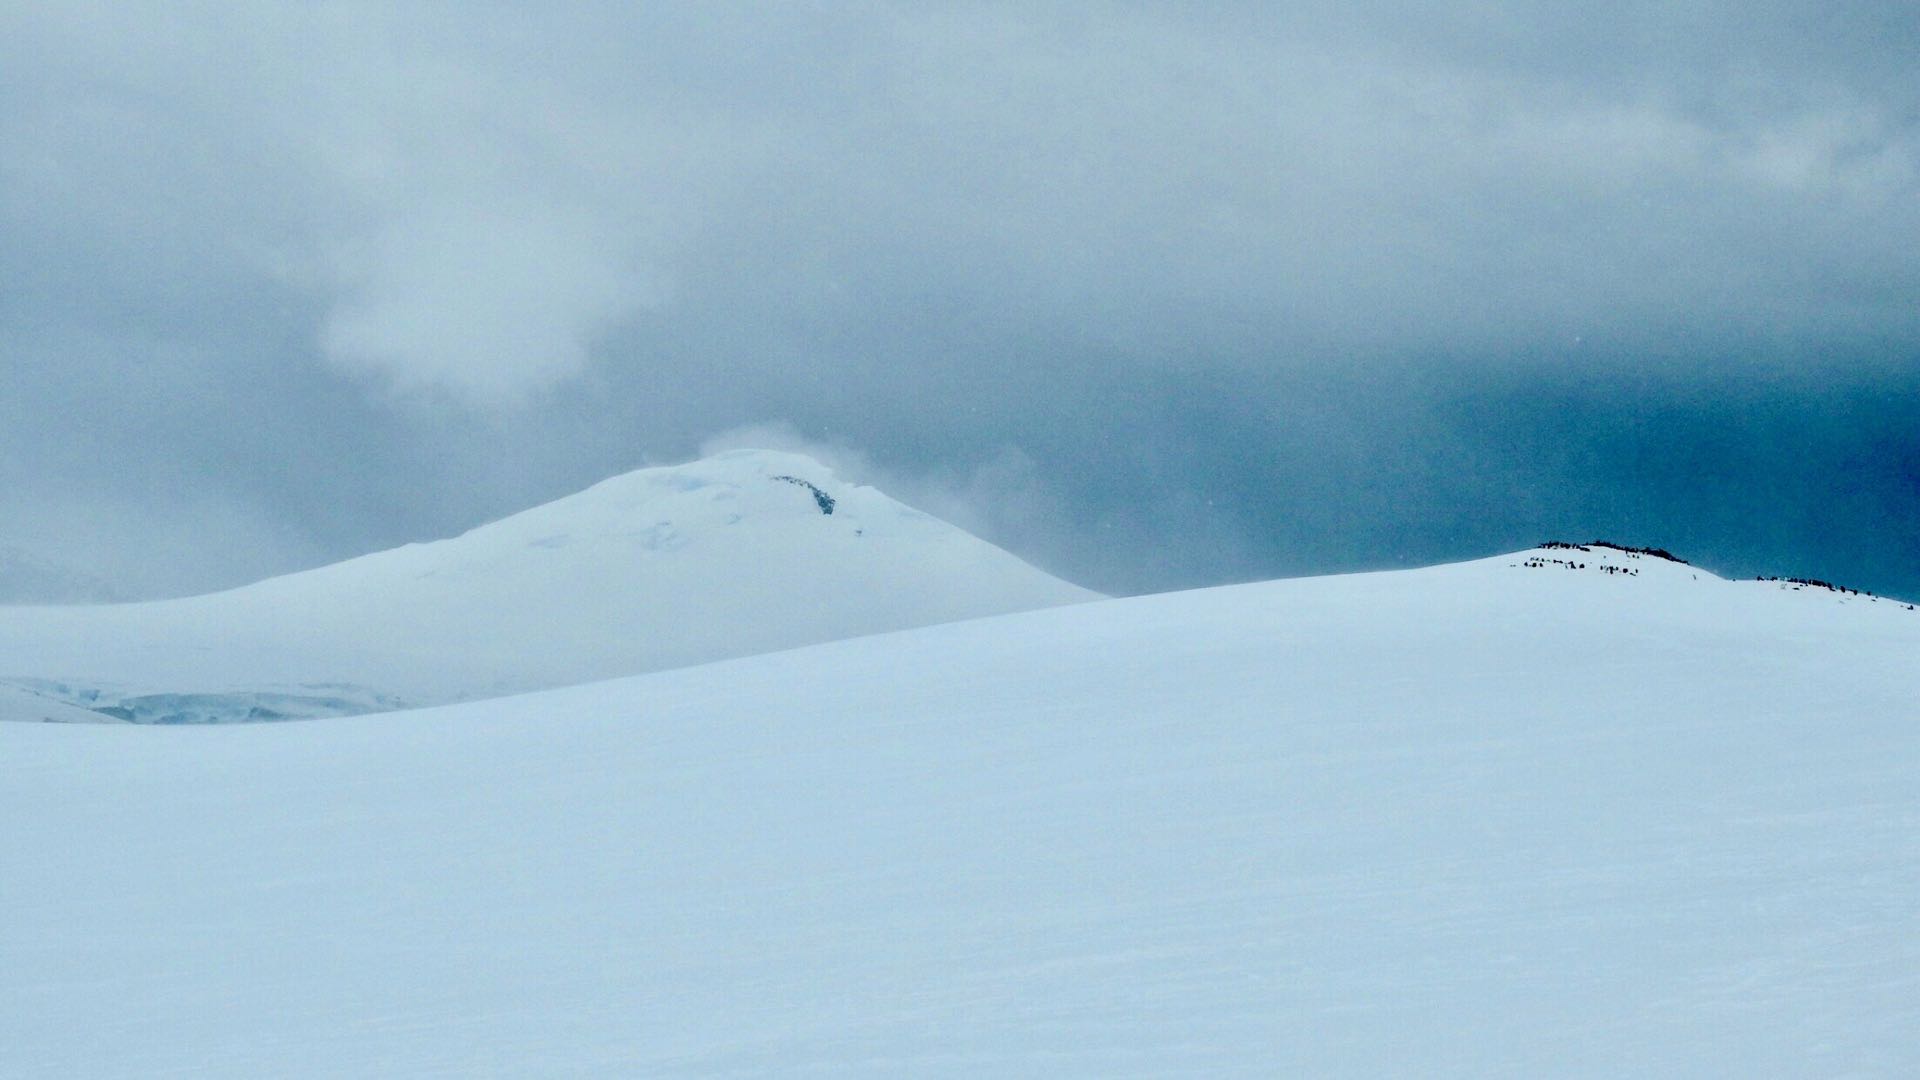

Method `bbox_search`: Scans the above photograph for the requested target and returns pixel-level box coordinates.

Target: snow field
[3,549,1915,1075]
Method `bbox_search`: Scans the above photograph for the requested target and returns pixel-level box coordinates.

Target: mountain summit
[0,450,1100,721]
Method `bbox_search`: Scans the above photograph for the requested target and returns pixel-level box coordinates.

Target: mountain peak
[0,452,1100,721]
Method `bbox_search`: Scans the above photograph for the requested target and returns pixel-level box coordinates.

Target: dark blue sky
[2,3,1915,599]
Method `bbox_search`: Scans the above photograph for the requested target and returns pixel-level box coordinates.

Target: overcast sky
[3,2,1916,600]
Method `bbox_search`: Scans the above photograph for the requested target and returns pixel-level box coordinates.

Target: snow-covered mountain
[3,542,1914,1076]
[0,449,1099,721]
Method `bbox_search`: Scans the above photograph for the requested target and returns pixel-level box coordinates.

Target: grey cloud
[14,3,1915,396]
[0,3,1915,598]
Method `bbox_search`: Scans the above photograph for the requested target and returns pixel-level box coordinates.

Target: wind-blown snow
[3,547,1914,1076]
[0,450,1098,720]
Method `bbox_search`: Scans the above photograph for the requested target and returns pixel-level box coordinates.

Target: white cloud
[321,198,659,403]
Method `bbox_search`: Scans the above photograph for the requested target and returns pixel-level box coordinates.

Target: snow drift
[0,449,1098,720]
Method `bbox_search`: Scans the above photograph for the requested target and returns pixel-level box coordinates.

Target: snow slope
[3,547,1915,1076]
[0,450,1098,720]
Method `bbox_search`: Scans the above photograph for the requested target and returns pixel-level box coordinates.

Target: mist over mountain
[0,545,119,604]
[2,4,1914,602]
